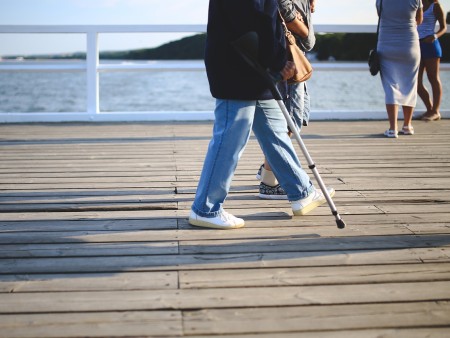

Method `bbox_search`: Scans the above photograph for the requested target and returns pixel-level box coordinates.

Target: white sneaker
[384,129,398,138]
[291,187,335,216]
[189,210,245,229]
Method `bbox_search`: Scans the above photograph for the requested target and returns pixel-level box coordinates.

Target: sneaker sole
[188,217,245,230]
[293,189,336,216]
[258,193,288,200]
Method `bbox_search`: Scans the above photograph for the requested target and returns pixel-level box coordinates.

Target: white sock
[261,166,278,186]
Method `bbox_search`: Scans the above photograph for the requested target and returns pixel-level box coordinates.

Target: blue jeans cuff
[191,205,222,218]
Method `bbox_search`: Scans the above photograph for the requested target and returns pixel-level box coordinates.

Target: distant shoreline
[2,32,449,62]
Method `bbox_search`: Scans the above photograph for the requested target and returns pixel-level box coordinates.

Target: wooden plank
[0,210,178,222]
[0,194,177,203]
[0,311,182,338]
[1,282,449,313]
[407,223,450,234]
[0,271,178,292]
[0,225,418,244]
[0,241,178,258]
[0,176,178,184]
[183,302,450,335]
[0,219,177,231]
[186,328,450,338]
[1,248,449,274]
[180,212,450,228]
[0,182,177,189]
[179,234,450,254]
[0,202,178,212]
[180,263,450,288]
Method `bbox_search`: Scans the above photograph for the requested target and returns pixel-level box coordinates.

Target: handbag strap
[278,11,289,35]
[278,10,296,45]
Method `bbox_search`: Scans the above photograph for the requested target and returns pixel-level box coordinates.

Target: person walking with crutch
[189,0,337,230]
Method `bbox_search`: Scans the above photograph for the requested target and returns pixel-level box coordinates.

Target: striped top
[418,3,437,39]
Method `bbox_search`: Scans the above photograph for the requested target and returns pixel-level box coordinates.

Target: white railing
[0,24,448,123]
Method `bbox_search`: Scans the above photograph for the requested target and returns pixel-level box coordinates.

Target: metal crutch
[232,32,346,229]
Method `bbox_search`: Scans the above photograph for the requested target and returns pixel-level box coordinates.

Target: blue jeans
[286,82,310,130]
[192,99,314,217]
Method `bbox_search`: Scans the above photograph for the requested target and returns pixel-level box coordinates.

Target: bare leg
[422,57,442,119]
[261,158,278,186]
[386,104,398,131]
[417,60,432,115]
[402,105,414,128]
[264,158,271,171]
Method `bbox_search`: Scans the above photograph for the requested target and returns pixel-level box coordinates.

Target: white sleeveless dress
[376,0,422,107]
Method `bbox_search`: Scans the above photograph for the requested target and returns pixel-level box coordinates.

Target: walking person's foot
[291,187,335,216]
[189,210,245,229]
[259,182,288,200]
[421,111,441,121]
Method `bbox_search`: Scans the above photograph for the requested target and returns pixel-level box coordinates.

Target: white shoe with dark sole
[189,210,245,229]
[292,187,335,216]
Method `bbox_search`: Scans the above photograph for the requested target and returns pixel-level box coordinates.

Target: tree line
[105,33,450,62]
[15,33,449,62]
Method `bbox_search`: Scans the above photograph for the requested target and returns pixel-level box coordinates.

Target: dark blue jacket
[205,0,288,100]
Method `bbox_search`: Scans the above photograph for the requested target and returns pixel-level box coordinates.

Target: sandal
[399,126,414,135]
[421,112,441,121]
[384,129,398,138]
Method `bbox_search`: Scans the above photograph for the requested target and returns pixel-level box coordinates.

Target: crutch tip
[336,219,346,229]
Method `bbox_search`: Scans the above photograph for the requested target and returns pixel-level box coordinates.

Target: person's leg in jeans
[287,82,307,130]
[258,81,309,199]
[190,99,256,228]
[253,99,313,201]
[253,99,334,215]
[301,82,311,127]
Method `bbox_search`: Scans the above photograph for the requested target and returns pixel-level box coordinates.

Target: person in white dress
[376,0,423,138]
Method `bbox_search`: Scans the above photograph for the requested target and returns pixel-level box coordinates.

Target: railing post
[86,31,99,116]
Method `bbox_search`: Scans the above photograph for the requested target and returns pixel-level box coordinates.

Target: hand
[423,35,435,43]
[280,61,296,81]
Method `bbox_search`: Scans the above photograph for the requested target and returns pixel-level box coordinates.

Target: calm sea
[1,60,449,113]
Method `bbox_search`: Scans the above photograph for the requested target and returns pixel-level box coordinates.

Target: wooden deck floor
[1,120,450,337]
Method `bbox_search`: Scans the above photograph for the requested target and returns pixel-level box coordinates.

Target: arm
[278,0,309,38]
[434,2,447,39]
[416,7,423,25]
[286,13,309,38]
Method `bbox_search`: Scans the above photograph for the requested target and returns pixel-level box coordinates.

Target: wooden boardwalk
[0,120,449,337]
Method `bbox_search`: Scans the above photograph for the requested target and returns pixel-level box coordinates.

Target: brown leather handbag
[279,12,313,84]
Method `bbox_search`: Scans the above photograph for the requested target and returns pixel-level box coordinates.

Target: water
[1,60,449,113]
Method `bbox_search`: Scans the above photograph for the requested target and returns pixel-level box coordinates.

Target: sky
[1,0,449,56]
